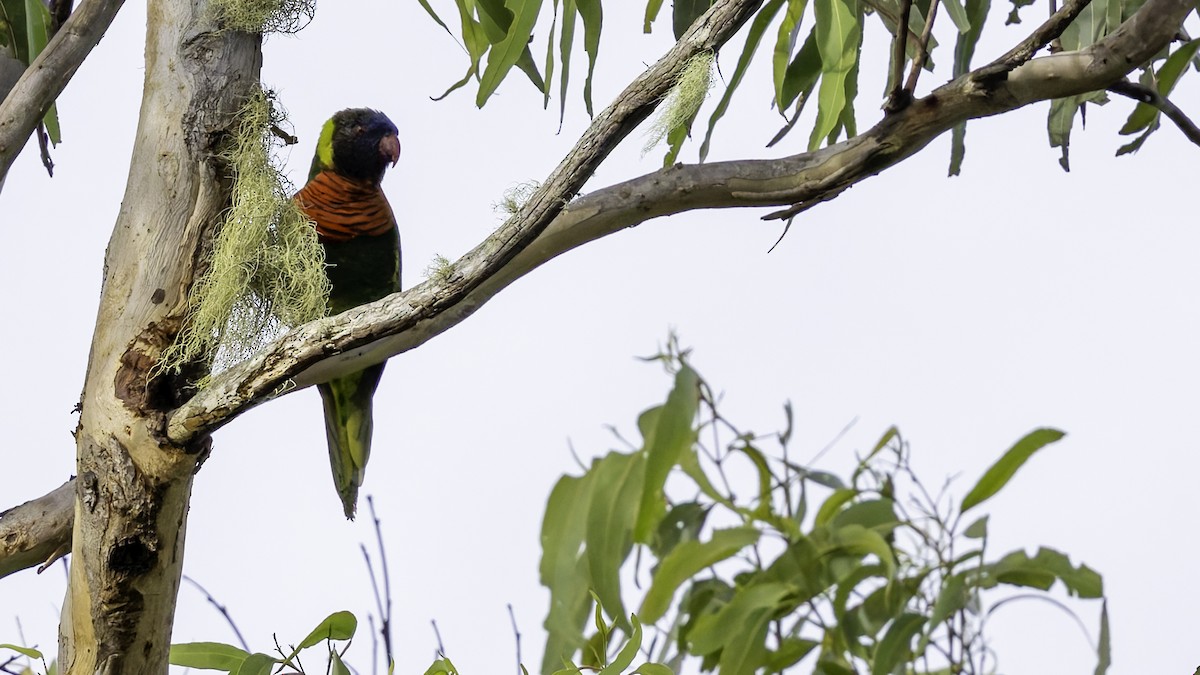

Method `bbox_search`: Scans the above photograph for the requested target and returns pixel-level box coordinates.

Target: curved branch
[164,0,1194,445]
[0,0,126,184]
[2,0,1193,580]
[1107,80,1200,147]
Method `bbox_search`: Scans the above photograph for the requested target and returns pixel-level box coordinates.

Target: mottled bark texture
[56,0,260,672]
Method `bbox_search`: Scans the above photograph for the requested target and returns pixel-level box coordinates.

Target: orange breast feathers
[295,170,397,242]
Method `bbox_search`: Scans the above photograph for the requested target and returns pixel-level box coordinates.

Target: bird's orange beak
[380,133,401,167]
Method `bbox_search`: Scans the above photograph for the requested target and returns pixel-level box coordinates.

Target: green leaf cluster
[417,0,1199,173]
[170,610,358,675]
[539,343,1109,675]
[0,0,60,143]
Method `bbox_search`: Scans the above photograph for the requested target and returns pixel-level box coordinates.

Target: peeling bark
[53,0,259,671]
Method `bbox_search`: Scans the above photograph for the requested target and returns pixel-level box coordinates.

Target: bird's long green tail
[317,363,386,519]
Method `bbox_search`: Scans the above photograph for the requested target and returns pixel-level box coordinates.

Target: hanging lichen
[493,180,541,217]
[644,51,715,155]
[210,0,315,34]
[159,89,329,381]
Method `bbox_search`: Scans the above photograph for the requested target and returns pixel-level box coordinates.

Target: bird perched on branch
[295,108,401,519]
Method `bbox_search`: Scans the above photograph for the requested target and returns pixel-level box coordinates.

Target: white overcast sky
[2,2,1199,674]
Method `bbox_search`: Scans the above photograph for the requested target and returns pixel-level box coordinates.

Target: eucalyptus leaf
[168,642,250,671]
[961,428,1064,513]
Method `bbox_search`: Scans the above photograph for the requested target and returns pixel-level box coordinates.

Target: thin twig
[903,0,940,94]
[431,620,446,658]
[507,604,522,675]
[885,0,915,111]
[1108,79,1200,147]
[762,185,850,225]
[367,496,394,668]
[974,0,1093,82]
[269,123,298,145]
[368,614,379,675]
[182,575,251,651]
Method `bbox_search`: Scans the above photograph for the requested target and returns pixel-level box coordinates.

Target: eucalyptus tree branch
[884,0,914,111]
[164,0,1194,446]
[165,0,764,441]
[974,0,1092,82]
[1107,79,1200,147]
[1,0,1194,581]
[0,479,73,580]
[0,0,126,185]
[902,0,939,94]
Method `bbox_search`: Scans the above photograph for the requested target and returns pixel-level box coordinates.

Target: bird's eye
[354,125,364,134]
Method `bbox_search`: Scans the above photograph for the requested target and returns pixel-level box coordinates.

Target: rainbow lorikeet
[295,108,401,519]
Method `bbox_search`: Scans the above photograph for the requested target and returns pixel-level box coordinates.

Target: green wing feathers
[318,363,387,519]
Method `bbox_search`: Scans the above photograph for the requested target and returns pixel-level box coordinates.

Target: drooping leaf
[632,664,674,675]
[585,451,646,631]
[1094,601,1111,675]
[808,0,860,150]
[1048,95,1082,171]
[414,0,454,35]
[540,472,598,670]
[923,573,969,649]
[779,30,821,111]
[773,0,811,108]
[699,0,785,161]
[643,0,666,32]
[961,428,1065,512]
[1118,39,1200,136]
[542,2,558,108]
[557,0,578,123]
[639,526,761,622]
[673,0,714,40]
[432,4,490,101]
[871,613,926,675]
[635,363,699,543]
[940,0,970,33]
[168,642,250,671]
[476,0,545,106]
[576,0,603,115]
[947,0,989,175]
[0,0,30,62]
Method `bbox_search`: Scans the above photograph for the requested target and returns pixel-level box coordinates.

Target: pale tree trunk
[58,0,260,672]
[0,0,1190,670]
